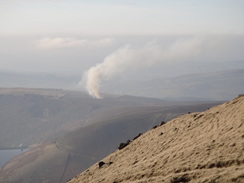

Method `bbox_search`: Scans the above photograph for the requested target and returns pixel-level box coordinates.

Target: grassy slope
[69,96,244,183]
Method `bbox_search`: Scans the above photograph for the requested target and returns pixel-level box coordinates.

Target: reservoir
[0,148,28,168]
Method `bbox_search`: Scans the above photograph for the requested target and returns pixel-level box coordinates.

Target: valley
[0,88,223,182]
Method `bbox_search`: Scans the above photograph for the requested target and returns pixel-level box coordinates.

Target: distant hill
[1,69,243,101]
[102,69,244,100]
[0,88,221,183]
[68,95,244,183]
[0,88,221,149]
[0,88,167,148]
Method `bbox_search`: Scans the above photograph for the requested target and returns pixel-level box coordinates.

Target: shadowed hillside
[0,88,177,149]
[0,88,220,149]
[68,95,244,183]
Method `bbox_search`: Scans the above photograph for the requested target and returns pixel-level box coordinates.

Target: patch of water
[0,148,28,168]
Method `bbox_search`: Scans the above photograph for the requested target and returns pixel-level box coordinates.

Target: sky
[1,0,244,36]
[0,0,244,96]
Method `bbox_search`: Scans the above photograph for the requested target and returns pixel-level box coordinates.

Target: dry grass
[69,96,244,183]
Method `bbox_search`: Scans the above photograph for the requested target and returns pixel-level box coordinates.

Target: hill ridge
[69,96,244,183]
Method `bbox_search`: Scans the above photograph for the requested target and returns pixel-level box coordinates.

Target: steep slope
[69,95,244,183]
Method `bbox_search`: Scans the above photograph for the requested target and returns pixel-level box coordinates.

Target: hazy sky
[0,0,244,78]
[1,0,244,36]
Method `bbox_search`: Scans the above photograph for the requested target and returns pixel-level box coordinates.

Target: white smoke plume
[82,37,203,99]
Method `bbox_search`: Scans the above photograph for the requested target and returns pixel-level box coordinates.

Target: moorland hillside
[69,95,244,183]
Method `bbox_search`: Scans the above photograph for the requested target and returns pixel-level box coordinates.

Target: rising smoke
[82,37,203,99]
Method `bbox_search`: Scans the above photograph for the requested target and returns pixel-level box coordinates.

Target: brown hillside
[69,96,244,183]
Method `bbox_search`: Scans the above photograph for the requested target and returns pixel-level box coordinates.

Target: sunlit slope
[69,95,244,183]
[0,101,220,183]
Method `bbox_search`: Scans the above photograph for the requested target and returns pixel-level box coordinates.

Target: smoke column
[82,37,203,99]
